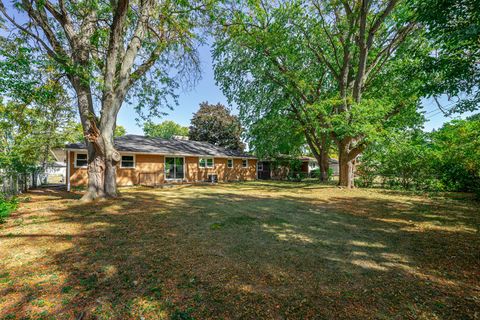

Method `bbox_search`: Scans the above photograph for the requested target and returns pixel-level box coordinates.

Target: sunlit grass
[0,181,478,319]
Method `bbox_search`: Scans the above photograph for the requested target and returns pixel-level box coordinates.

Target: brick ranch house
[65,135,257,191]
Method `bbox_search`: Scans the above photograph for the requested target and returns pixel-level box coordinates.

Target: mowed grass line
[0,181,478,319]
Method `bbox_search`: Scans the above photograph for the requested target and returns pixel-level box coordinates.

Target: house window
[257,162,263,171]
[242,159,248,168]
[227,159,233,168]
[121,155,135,168]
[75,153,88,168]
[165,157,184,179]
[199,157,214,168]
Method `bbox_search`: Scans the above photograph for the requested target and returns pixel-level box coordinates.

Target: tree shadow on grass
[0,185,479,319]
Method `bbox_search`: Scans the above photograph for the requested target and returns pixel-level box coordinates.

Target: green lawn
[0,181,478,319]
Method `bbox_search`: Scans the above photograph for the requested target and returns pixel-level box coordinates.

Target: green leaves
[213,0,425,167]
[413,0,480,113]
[189,102,245,152]
[358,115,480,194]
[0,40,75,175]
[143,120,189,139]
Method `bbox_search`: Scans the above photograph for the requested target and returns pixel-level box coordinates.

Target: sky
[116,43,231,135]
[117,42,472,135]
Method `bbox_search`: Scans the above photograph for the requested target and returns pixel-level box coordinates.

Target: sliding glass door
[165,157,184,180]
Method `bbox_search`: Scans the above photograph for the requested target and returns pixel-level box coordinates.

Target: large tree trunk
[83,143,106,201]
[320,149,330,181]
[337,139,357,188]
[100,97,122,198]
[80,125,120,200]
[102,130,120,198]
[73,83,109,202]
[312,142,330,181]
[304,130,330,182]
[338,154,355,188]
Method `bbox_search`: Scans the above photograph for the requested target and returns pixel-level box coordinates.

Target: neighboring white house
[40,149,67,184]
[43,161,67,184]
[302,157,340,176]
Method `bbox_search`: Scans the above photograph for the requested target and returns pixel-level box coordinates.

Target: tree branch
[0,1,56,57]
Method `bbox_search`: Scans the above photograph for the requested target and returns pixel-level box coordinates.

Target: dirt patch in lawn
[0,182,479,319]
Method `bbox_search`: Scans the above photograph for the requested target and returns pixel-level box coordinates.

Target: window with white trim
[227,159,233,168]
[75,153,87,167]
[199,157,214,168]
[121,155,135,168]
[242,159,248,168]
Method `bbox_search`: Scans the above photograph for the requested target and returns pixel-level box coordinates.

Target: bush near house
[357,116,480,196]
[310,167,334,181]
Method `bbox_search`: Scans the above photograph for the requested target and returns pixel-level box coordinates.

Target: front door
[258,161,271,180]
[165,157,184,180]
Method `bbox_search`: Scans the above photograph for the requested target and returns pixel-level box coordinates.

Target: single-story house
[65,135,257,190]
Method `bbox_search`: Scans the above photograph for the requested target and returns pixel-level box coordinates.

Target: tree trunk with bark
[100,111,122,198]
[338,147,355,188]
[337,137,363,188]
[312,140,330,181]
[304,130,330,182]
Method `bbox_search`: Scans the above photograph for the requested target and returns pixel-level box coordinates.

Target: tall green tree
[431,115,480,193]
[213,0,423,187]
[413,0,480,113]
[189,102,245,151]
[0,41,75,190]
[143,120,189,139]
[247,112,307,159]
[0,0,213,200]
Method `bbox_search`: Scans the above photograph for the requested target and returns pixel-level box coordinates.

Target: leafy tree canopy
[189,102,245,151]
[0,38,75,174]
[213,0,427,186]
[143,120,189,139]
[413,0,480,113]
[247,111,306,159]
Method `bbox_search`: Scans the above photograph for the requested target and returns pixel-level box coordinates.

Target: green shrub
[287,171,307,181]
[0,196,18,223]
[310,167,334,181]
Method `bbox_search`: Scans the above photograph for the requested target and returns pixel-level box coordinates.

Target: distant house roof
[298,156,339,164]
[65,135,255,158]
[50,148,66,162]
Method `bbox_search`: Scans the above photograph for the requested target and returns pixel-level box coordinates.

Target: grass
[0,181,478,319]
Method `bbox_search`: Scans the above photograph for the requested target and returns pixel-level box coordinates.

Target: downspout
[66,150,71,191]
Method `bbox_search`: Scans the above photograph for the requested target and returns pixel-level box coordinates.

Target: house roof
[50,148,66,162]
[65,135,255,159]
[298,156,339,164]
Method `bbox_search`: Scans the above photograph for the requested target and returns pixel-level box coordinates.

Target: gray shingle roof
[65,135,255,158]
